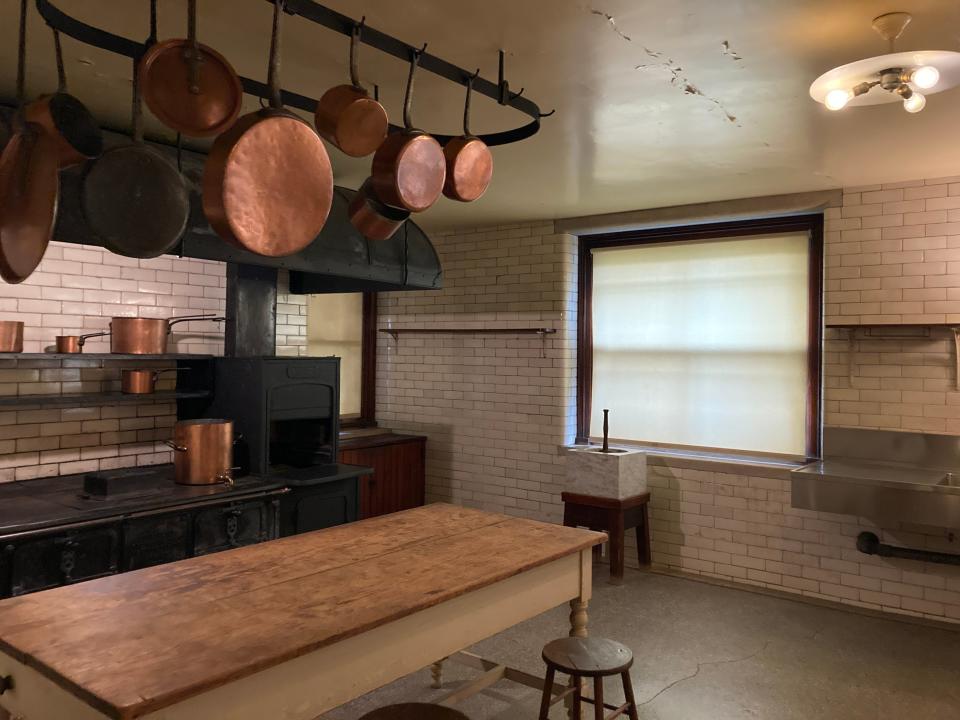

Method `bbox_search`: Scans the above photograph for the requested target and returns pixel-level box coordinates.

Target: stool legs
[593,677,604,720]
[637,504,652,566]
[538,667,555,720]
[608,510,625,584]
[621,671,639,720]
[571,677,582,719]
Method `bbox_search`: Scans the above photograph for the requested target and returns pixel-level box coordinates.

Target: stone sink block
[566,446,647,499]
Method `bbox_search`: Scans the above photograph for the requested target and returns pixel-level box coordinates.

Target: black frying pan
[81,54,189,259]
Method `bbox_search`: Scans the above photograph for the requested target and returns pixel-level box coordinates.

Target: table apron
[0,550,592,720]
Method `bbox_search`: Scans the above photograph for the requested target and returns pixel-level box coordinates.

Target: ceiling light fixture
[810,12,960,114]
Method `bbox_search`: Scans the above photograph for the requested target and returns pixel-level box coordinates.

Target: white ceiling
[3,0,960,231]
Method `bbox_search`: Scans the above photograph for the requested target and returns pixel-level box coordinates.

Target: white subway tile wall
[378,186,960,624]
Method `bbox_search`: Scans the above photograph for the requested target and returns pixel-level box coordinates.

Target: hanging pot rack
[33,0,554,147]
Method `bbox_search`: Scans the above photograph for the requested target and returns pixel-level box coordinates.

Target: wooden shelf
[1,353,215,360]
[0,390,212,409]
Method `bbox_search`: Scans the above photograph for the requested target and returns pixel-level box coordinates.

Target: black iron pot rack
[34,0,553,147]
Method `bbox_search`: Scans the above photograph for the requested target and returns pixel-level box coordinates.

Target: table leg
[608,511,625,585]
[567,598,588,719]
[637,504,652,566]
[431,658,446,689]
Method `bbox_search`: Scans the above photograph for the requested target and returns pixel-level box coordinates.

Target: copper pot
[55,331,110,354]
[314,23,387,158]
[442,75,493,203]
[121,368,180,394]
[0,321,23,353]
[109,314,224,355]
[166,419,234,485]
[348,178,409,241]
[370,51,445,213]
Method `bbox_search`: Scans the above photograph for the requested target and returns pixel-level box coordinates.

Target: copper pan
[370,50,445,213]
[202,0,332,258]
[165,419,234,485]
[139,0,242,138]
[24,29,103,168]
[109,314,224,355]
[55,331,110,354]
[0,321,24,353]
[348,179,409,241]
[121,367,181,394]
[0,0,59,285]
[314,22,387,158]
[442,75,493,203]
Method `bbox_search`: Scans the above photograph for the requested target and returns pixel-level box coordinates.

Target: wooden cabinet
[338,433,426,519]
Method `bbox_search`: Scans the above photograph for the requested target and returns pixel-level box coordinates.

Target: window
[577,216,823,459]
[306,292,377,425]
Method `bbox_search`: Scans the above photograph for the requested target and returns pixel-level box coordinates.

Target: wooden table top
[0,504,605,720]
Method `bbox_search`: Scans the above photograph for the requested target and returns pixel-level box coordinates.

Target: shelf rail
[34,0,553,147]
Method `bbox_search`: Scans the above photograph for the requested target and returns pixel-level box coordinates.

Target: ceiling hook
[539,108,556,118]
[509,87,525,101]
[498,49,510,104]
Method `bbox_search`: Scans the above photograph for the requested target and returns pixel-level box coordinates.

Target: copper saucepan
[0,321,24,353]
[442,74,493,203]
[165,418,235,485]
[121,367,181,394]
[348,179,409,241]
[110,314,224,355]
[55,330,110,354]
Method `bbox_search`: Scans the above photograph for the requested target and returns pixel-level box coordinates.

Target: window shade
[590,232,811,456]
[307,293,363,416]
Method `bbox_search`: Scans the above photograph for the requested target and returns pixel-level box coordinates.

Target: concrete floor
[320,570,960,720]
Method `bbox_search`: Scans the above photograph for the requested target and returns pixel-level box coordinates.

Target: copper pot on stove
[165,418,234,485]
[0,321,24,353]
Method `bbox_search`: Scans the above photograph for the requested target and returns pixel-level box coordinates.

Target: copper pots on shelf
[55,331,109,354]
[121,368,179,395]
[166,419,234,486]
[0,321,24,353]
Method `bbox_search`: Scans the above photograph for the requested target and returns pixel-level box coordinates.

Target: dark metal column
[225,263,278,356]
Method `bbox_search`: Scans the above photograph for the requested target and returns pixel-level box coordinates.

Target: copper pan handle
[78,331,111,348]
[163,439,187,452]
[166,315,227,331]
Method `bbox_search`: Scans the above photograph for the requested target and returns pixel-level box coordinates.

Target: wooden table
[0,504,604,720]
[562,491,652,584]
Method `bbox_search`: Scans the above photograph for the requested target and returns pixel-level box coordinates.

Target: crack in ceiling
[587,8,739,126]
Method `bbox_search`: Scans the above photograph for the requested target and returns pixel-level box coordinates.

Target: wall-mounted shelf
[827,323,960,390]
[0,390,212,409]
[379,328,557,339]
[0,354,215,361]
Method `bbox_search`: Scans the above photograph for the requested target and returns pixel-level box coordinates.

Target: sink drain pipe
[857,532,960,566]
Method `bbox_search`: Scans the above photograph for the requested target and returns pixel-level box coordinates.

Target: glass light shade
[912,65,940,89]
[903,92,927,112]
[824,88,853,110]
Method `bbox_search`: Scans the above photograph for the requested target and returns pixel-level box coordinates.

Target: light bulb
[903,92,926,113]
[911,65,940,90]
[824,88,853,111]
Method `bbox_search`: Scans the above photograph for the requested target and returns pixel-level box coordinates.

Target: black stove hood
[47,122,443,294]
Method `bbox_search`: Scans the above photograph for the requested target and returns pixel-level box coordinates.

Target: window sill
[561,442,809,472]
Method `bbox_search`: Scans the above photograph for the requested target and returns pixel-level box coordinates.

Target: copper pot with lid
[165,418,235,486]
[0,321,24,353]
[370,48,445,213]
[314,20,388,158]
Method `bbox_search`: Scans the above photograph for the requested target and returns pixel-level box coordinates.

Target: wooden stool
[539,637,639,720]
[359,703,470,719]
[562,492,651,584]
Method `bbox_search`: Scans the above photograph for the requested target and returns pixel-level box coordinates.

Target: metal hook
[402,44,427,129]
[462,68,480,137]
[539,109,556,118]
[509,87,525,101]
[348,16,365,89]
[373,83,380,102]
[497,49,509,105]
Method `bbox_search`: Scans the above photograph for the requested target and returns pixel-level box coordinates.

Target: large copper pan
[0,0,59,285]
[24,29,103,168]
[109,314,224,355]
[370,50,445,213]
[442,75,493,203]
[166,419,234,485]
[202,0,333,257]
[139,0,242,138]
[0,321,24,353]
[314,22,387,158]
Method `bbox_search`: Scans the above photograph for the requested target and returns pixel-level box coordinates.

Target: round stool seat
[359,702,471,720]
[542,636,633,677]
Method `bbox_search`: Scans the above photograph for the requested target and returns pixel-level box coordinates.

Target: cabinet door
[340,438,425,519]
[193,500,272,556]
[122,512,191,571]
[9,525,120,596]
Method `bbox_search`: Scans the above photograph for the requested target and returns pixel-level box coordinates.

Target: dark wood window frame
[576,214,824,459]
